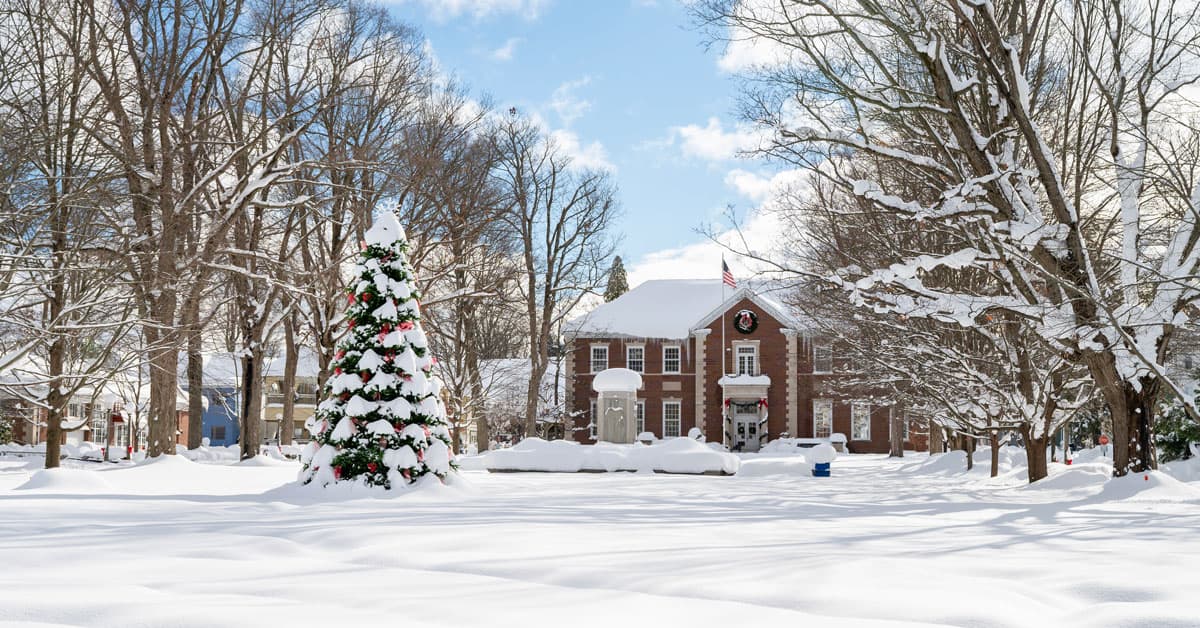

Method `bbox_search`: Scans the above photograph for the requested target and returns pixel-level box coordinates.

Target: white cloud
[628,168,808,285]
[644,117,768,163]
[403,0,549,21]
[550,77,592,127]
[490,37,523,62]
[723,168,805,203]
[677,117,765,160]
[627,208,785,287]
[551,128,616,172]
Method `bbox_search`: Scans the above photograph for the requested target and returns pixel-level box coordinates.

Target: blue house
[180,353,243,447]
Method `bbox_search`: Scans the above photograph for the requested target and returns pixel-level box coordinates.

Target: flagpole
[721,257,726,379]
[721,256,727,449]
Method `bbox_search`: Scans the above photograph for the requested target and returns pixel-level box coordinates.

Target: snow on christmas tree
[299,211,454,489]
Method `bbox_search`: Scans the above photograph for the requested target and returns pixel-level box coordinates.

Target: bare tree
[697,0,1200,476]
[492,111,620,439]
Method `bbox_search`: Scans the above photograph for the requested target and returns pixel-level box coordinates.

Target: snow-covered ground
[1,448,1199,627]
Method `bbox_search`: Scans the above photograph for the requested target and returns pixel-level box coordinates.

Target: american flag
[722,259,737,289]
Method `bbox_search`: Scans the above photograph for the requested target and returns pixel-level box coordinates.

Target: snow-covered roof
[565,279,807,339]
[592,368,643,393]
[179,349,324,388]
[262,347,323,379]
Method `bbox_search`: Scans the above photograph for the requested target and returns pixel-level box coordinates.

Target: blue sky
[389,0,782,284]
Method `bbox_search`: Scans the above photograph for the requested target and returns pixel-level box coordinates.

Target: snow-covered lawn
[1,450,1199,627]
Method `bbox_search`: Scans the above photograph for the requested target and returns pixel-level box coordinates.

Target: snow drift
[484,438,740,475]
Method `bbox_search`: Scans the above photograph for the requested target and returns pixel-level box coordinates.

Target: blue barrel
[812,462,831,477]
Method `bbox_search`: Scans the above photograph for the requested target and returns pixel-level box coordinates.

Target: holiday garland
[299,212,454,488]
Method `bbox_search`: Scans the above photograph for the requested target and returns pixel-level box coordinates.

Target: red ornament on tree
[360,292,371,303]
[336,350,345,360]
[334,367,342,376]
[333,466,342,480]
[399,321,414,331]
[347,292,355,305]
[361,371,370,383]
[367,462,378,473]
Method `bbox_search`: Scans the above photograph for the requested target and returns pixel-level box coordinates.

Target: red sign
[1099,434,1110,445]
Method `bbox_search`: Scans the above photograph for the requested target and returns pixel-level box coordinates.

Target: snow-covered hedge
[485,437,740,475]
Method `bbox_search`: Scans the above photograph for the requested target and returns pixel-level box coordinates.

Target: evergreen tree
[299,212,454,488]
[603,256,628,302]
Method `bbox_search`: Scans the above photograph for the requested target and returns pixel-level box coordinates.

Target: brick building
[565,279,924,453]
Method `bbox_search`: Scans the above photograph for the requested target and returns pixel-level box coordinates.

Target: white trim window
[663,401,682,438]
[813,340,833,374]
[735,344,758,376]
[851,402,871,441]
[636,400,645,434]
[591,345,608,373]
[813,399,833,438]
[626,345,645,373]
[91,409,108,444]
[662,345,681,374]
[589,399,598,439]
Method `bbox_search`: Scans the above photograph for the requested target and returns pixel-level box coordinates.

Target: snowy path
[0,453,1198,627]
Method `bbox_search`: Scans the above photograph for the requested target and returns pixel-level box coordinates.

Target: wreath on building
[733,309,758,334]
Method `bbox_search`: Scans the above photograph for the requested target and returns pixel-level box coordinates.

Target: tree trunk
[1019,424,1049,483]
[281,316,298,447]
[989,431,1000,478]
[239,349,264,460]
[146,339,180,457]
[186,314,204,450]
[1085,353,1160,477]
[928,422,944,454]
[962,433,974,471]
[888,408,904,458]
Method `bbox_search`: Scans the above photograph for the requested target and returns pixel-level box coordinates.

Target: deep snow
[1,448,1198,627]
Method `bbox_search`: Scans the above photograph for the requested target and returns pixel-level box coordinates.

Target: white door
[734,414,761,452]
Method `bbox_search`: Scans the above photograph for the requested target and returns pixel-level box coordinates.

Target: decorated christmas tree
[299,211,454,488]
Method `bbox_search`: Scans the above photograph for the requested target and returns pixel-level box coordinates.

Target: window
[636,400,645,434]
[662,345,681,373]
[589,399,597,439]
[735,344,758,376]
[212,425,227,441]
[813,341,833,373]
[663,401,681,438]
[813,399,833,438]
[590,346,608,373]
[851,402,871,440]
[626,345,644,373]
[91,411,108,444]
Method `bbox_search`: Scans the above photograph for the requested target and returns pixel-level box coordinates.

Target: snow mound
[1094,471,1200,503]
[137,453,198,469]
[906,451,969,475]
[485,438,739,475]
[737,457,812,477]
[1162,457,1200,483]
[16,467,112,492]
[759,438,813,455]
[178,444,241,463]
[808,443,837,464]
[453,454,488,471]
[1070,446,1112,465]
[1022,464,1110,491]
[236,455,296,468]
